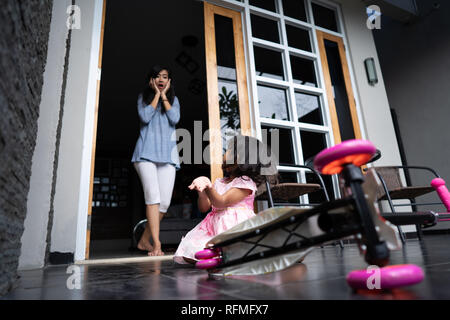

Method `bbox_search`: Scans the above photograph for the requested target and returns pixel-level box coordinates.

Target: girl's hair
[222,135,278,187]
[142,65,175,113]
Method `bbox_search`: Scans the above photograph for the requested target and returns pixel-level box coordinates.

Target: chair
[255,164,330,206]
[255,164,345,248]
[370,165,443,243]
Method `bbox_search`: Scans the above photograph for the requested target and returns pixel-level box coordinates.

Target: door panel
[316,30,361,144]
[204,3,251,182]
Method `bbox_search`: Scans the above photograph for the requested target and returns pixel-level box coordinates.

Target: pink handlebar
[431,178,450,212]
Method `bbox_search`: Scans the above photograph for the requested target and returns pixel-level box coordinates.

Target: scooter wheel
[346,264,424,290]
[196,258,222,270]
[195,248,220,260]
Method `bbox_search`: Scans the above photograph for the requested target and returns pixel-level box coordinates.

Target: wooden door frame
[85,1,251,258]
[85,0,107,260]
[204,2,252,183]
[316,30,362,144]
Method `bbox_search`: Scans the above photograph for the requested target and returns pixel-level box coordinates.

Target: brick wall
[0,0,53,296]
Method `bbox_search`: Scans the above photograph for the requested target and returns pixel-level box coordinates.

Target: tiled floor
[3,234,450,300]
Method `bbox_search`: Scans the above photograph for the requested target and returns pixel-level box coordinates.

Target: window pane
[261,125,295,165]
[254,46,285,80]
[300,131,333,201]
[257,85,289,121]
[295,91,323,125]
[282,0,307,21]
[286,24,311,52]
[215,14,240,149]
[251,14,280,43]
[279,171,298,183]
[300,130,327,162]
[312,2,338,32]
[290,55,317,87]
[249,0,277,12]
[306,172,334,202]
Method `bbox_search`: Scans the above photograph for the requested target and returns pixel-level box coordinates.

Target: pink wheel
[195,258,222,270]
[346,264,424,290]
[314,139,376,175]
[195,248,220,260]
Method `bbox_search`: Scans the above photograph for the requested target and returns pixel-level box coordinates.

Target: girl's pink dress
[173,176,257,264]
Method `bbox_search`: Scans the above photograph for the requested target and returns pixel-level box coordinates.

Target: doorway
[88,0,210,259]
[86,0,251,260]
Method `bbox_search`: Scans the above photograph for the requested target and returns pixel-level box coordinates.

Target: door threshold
[75,255,174,265]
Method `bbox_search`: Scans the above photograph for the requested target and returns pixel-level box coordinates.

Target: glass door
[316,30,362,144]
[204,2,251,182]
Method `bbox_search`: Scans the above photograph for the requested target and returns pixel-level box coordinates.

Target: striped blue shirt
[131,94,181,170]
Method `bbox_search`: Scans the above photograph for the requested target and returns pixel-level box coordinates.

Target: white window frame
[206,0,366,202]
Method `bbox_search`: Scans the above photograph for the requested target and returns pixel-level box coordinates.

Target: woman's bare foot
[137,238,153,252]
[148,242,164,256]
[148,249,164,256]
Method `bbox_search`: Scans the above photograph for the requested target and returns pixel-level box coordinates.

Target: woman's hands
[189,176,212,193]
[150,78,160,95]
[161,79,171,98]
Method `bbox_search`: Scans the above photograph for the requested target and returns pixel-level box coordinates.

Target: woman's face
[152,69,170,92]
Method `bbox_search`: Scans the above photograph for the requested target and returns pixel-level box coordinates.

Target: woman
[132,66,180,256]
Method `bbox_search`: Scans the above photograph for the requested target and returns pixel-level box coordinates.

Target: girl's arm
[197,191,212,213]
[204,186,251,208]
[189,177,212,213]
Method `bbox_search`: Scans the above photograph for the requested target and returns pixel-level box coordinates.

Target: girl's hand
[189,176,212,193]
[161,79,171,97]
[188,179,211,192]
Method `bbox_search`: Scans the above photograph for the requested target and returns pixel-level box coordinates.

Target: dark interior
[90,0,210,257]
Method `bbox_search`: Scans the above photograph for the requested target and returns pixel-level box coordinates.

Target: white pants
[134,161,176,213]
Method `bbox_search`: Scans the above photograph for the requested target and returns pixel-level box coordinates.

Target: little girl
[173,135,270,264]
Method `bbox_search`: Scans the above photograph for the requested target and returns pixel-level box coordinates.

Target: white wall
[19,0,72,270]
[337,0,414,232]
[50,0,103,260]
[373,1,450,230]
[338,0,402,166]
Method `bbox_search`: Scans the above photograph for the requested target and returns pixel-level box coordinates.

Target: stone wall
[0,0,53,296]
